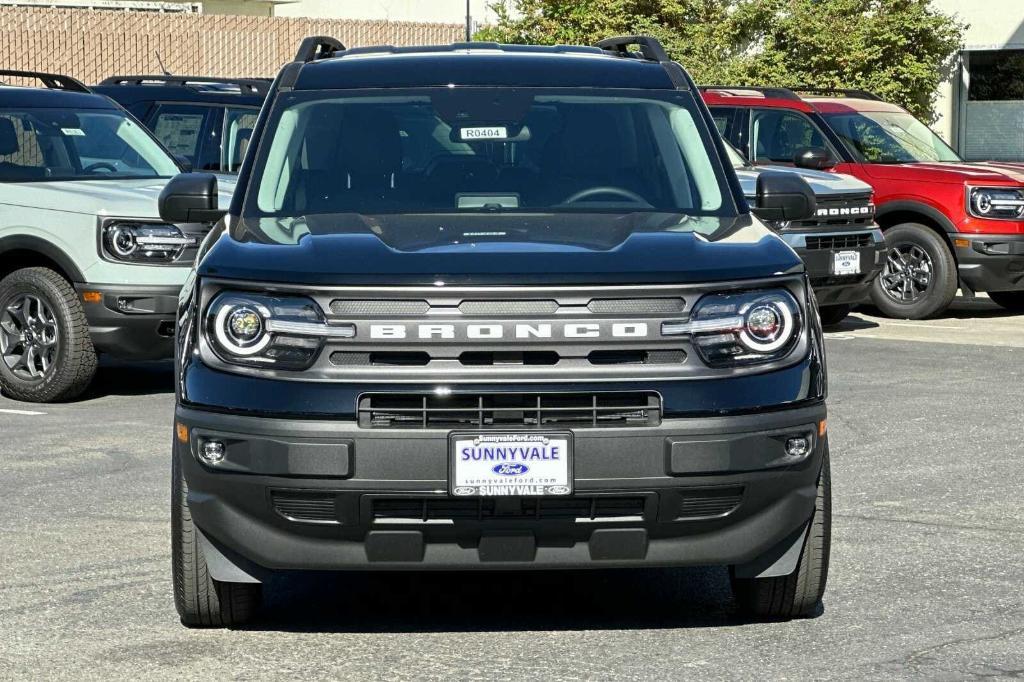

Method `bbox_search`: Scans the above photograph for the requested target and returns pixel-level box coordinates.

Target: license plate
[833,250,861,276]
[449,432,573,497]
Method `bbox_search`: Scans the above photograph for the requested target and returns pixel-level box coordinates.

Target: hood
[198,213,803,286]
[734,165,872,199]
[4,176,237,219]
[863,162,1024,186]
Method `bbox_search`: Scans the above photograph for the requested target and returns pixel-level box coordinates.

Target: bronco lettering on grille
[368,323,650,340]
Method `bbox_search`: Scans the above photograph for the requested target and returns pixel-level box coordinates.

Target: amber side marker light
[82,291,102,304]
[175,422,189,444]
[954,238,971,248]
[819,419,828,437]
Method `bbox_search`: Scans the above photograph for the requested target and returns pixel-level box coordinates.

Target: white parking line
[0,408,46,416]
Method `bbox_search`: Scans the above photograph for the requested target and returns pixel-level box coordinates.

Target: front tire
[172,452,261,627]
[0,267,97,402]
[731,442,831,619]
[987,290,1024,312]
[817,304,852,327]
[870,223,957,319]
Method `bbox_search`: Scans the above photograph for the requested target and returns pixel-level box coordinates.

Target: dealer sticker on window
[459,126,508,141]
[450,432,573,497]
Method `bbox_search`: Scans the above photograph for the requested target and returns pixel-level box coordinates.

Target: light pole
[466,0,472,41]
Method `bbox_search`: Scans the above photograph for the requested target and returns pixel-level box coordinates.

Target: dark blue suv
[160,36,832,626]
[94,75,267,174]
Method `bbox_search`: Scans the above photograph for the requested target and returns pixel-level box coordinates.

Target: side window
[223,107,259,173]
[150,104,220,171]
[0,114,47,180]
[750,109,833,164]
[709,106,749,157]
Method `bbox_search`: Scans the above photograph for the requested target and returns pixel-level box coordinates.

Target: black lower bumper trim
[76,283,180,360]
[953,233,1024,293]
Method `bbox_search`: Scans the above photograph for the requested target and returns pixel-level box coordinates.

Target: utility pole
[465,0,472,41]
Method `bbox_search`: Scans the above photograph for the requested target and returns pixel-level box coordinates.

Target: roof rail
[0,70,90,93]
[794,87,882,101]
[699,85,803,102]
[294,36,346,63]
[98,75,270,95]
[595,35,671,63]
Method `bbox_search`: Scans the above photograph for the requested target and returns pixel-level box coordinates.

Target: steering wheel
[562,186,652,207]
[83,162,118,174]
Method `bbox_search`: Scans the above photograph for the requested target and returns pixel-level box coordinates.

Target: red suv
[703,87,1024,319]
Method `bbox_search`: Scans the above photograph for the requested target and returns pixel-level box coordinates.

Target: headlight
[101,221,197,263]
[205,291,354,370]
[968,187,1024,220]
[662,289,802,367]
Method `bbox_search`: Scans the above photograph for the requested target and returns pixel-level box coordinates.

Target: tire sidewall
[0,269,88,401]
[871,223,958,319]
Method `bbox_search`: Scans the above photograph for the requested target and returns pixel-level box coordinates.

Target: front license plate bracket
[449,431,573,497]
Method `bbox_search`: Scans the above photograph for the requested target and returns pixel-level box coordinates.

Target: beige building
[201,0,501,26]
[931,0,1024,160]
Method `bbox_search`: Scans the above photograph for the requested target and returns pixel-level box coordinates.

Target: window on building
[968,50,1024,101]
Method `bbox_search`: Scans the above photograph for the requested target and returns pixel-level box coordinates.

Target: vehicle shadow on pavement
[80,359,175,399]
[243,567,800,632]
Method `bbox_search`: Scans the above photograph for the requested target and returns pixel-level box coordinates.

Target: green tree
[476,0,965,122]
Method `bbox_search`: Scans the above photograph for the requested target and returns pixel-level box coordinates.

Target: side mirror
[753,172,817,222]
[793,147,836,171]
[159,173,224,223]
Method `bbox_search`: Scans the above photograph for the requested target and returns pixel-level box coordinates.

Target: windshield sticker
[61,128,86,136]
[460,126,508,141]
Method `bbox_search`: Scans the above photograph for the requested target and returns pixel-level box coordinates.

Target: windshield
[247,88,734,234]
[0,108,179,182]
[822,110,961,164]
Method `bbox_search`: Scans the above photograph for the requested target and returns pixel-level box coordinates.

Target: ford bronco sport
[165,36,831,626]
[724,143,883,325]
[704,86,1024,319]
[0,70,233,402]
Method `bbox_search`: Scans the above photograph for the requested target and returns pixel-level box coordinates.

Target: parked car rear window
[0,108,178,182]
[248,88,731,220]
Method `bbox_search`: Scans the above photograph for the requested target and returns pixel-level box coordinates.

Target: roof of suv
[93,75,268,107]
[288,40,687,92]
[0,69,116,108]
[701,86,907,115]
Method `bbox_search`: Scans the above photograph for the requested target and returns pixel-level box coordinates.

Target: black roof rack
[699,85,803,102]
[794,87,882,101]
[294,36,346,63]
[98,75,270,95]
[595,36,671,63]
[0,70,90,93]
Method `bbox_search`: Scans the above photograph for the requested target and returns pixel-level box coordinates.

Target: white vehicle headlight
[101,221,197,263]
[968,187,1024,220]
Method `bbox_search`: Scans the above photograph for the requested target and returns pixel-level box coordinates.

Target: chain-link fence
[0,7,463,84]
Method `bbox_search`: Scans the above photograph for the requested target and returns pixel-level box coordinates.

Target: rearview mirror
[753,172,817,222]
[159,173,224,224]
[793,147,836,171]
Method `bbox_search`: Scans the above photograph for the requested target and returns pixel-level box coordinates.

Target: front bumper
[175,402,826,575]
[952,233,1024,293]
[781,229,886,307]
[76,283,179,360]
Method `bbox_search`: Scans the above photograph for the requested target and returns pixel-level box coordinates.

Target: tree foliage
[476,0,965,122]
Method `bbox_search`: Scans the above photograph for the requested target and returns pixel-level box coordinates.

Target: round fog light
[785,436,810,458]
[200,440,226,465]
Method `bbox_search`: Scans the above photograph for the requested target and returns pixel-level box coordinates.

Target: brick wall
[0,7,463,84]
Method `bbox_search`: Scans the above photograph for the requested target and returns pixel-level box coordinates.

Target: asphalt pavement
[2,297,1023,680]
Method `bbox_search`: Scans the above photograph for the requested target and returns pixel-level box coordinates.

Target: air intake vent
[329,299,429,316]
[587,298,685,314]
[458,300,559,315]
[675,488,744,520]
[271,492,338,524]
[371,496,647,523]
[358,392,662,429]
[805,234,873,250]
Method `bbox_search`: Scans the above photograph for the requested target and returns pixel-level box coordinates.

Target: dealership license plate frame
[448,431,574,497]
[832,250,862,276]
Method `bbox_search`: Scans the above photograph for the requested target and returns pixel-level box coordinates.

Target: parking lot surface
[2,297,1023,680]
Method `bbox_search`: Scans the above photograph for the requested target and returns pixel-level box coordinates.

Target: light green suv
[0,71,234,402]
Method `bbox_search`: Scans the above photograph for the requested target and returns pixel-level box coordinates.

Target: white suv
[0,71,233,402]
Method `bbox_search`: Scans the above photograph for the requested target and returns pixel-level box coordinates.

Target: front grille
[674,488,744,519]
[805,234,873,250]
[271,492,338,524]
[358,392,662,429]
[791,194,874,230]
[371,496,647,523]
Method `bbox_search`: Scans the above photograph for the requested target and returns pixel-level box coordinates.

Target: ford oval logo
[452,486,476,496]
[492,463,529,476]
